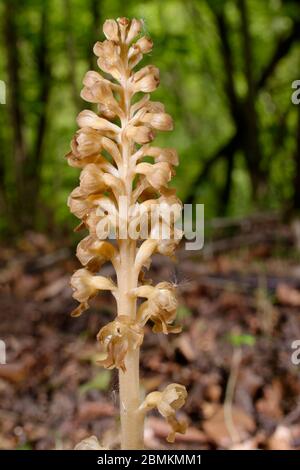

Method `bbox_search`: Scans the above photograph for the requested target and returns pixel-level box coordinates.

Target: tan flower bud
[144,101,165,113]
[141,112,173,131]
[83,70,105,88]
[134,239,158,273]
[101,136,122,166]
[149,147,179,166]
[130,66,160,93]
[68,187,94,219]
[135,36,153,54]
[77,110,120,133]
[135,162,172,190]
[66,128,104,167]
[70,268,116,303]
[126,18,143,43]
[81,80,113,104]
[126,125,155,145]
[139,384,187,442]
[74,128,102,157]
[79,163,107,196]
[103,19,119,42]
[116,17,130,42]
[93,40,122,81]
[97,316,144,371]
[133,145,179,167]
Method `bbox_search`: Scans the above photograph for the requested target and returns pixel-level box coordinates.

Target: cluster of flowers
[67,17,187,443]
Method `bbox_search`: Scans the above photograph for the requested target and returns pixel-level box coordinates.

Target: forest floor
[0,216,300,450]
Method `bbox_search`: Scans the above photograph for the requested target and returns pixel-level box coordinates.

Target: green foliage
[79,370,111,394]
[0,0,299,236]
[227,332,256,347]
[176,305,193,320]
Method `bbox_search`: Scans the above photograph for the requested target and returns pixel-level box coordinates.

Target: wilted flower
[139,384,187,442]
[76,236,117,271]
[133,282,180,334]
[75,435,107,450]
[79,163,108,196]
[70,268,116,303]
[97,316,144,371]
[67,187,97,219]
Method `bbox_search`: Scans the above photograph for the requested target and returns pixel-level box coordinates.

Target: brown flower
[67,128,102,165]
[67,187,97,219]
[139,383,187,442]
[74,435,107,450]
[103,19,119,42]
[135,162,172,190]
[76,236,117,271]
[70,268,116,303]
[133,282,180,334]
[125,125,155,145]
[140,112,173,131]
[130,65,160,93]
[77,110,120,134]
[97,316,144,371]
[93,40,122,81]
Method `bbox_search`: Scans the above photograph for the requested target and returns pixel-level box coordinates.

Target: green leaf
[177,305,192,320]
[227,333,256,347]
[79,370,111,395]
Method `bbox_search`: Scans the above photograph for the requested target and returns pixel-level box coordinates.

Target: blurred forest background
[0,0,299,236]
[0,0,300,451]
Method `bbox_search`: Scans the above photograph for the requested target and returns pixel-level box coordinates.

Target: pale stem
[117,240,144,449]
[115,43,144,449]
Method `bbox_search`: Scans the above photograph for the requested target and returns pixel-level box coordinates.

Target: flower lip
[97,316,144,371]
[139,383,187,443]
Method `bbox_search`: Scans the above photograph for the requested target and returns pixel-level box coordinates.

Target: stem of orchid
[116,44,144,448]
[117,241,144,449]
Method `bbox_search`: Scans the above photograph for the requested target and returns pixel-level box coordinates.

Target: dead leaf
[256,380,283,420]
[77,401,115,421]
[0,354,35,384]
[147,417,206,444]
[74,435,107,450]
[203,405,255,447]
[276,284,300,307]
[176,334,196,361]
[267,425,292,450]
